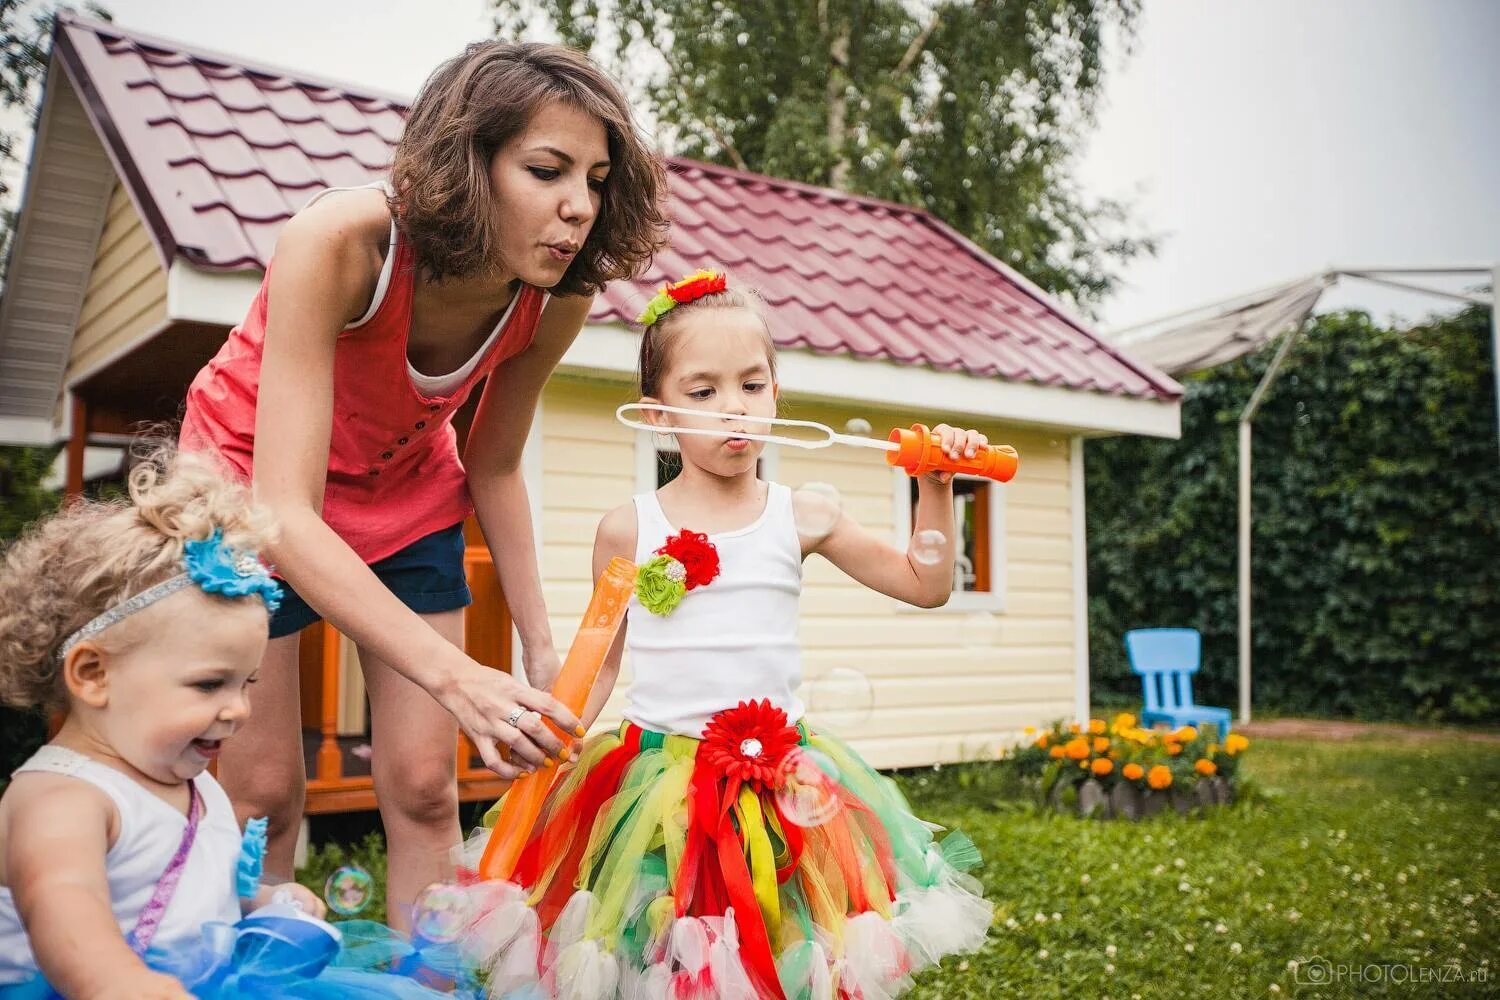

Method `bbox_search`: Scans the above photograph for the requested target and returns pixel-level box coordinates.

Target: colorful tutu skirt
[453,700,992,999]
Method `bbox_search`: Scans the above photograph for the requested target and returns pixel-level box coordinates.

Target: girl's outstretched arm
[465,293,593,695]
[4,776,191,999]
[806,423,989,609]
[577,502,637,729]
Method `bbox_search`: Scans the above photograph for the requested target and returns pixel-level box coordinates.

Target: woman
[180,41,668,922]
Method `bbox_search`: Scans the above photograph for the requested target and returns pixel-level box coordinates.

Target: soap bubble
[961,612,997,649]
[774,748,844,828]
[412,882,473,944]
[324,865,372,917]
[803,667,875,730]
[792,483,842,540]
[844,417,873,437]
[910,528,948,566]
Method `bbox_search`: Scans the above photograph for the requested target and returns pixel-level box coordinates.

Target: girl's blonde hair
[0,444,276,711]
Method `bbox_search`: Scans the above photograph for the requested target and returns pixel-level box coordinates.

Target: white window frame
[634,429,779,492]
[891,468,1007,613]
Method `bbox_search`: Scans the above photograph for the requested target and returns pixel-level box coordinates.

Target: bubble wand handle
[477,557,635,882]
[886,423,1020,483]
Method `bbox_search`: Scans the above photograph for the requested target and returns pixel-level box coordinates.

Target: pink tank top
[181,218,545,565]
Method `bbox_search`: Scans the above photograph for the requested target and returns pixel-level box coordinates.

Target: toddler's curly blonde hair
[0,444,276,711]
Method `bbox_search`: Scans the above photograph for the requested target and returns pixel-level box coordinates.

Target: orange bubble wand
[477,556,635,882]
[615,404,1019,483]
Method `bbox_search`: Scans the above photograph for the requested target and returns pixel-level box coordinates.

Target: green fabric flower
[636,555,687,616]
[636,290,677,327]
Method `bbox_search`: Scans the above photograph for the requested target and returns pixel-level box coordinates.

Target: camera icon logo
[1295,956,1334,985]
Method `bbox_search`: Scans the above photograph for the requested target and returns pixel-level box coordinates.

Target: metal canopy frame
[1117,264,1498,724]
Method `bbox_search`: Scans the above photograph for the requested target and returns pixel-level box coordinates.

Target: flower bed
[1003,715,1251,819]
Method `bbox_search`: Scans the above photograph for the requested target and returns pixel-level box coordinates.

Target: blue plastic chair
[1124,628,1232,738]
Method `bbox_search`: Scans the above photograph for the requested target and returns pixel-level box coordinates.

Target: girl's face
[646,309,778,480]
[73,588,267,785]
[488,99,610,288]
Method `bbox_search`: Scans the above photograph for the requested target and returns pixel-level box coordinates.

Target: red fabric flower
[655,530,720,591]
[665,271,727,304]
[701,699,800,794]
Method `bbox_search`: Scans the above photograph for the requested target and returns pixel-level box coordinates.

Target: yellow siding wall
[65,182,168,384]
[538,378,1080,770]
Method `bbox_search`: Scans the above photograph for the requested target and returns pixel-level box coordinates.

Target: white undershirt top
[622,482,806,738]
[302,182,526,399]
[0,746,242,984]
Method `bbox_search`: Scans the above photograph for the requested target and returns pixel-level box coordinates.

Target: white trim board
[1071,435,1091,723]
[167,261,264,327]
[157,279,1182,440]
[559,324,1180,439]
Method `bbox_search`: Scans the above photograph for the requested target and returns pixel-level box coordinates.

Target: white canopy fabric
[1112,277,1329,376]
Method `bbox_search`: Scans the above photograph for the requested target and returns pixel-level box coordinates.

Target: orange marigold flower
[1123,762,1145,781]
[1068,722,1081,734]
[1078,760,1088,769]
[1050,745,1066,759]
[1091,758,1114,776]
[1093,736,1111,753]
[1195,758,1217,776]
[1113,712,1137,730]
[1175,726,1198,742]
[1147,765,1173,790]
[1088,719,1107,735]
[1166,742,1183,756]
[1065,737,1091,760]
[1226,734,1250,754]
[1036,733,1050,749]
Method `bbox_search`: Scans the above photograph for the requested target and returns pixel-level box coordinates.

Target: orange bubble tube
[477,556,635,882]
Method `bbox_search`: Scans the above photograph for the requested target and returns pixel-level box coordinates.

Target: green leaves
[1087,307,1500,723]
[492,0,1150,307]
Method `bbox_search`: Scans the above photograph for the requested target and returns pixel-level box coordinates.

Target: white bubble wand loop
[614,403,1019,483]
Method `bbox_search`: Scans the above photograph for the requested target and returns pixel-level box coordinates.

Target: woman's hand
[437,657,583,779]
[924,423,990,485]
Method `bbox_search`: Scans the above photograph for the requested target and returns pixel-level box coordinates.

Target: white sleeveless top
[623,482,805,738]
[0,746,242,983]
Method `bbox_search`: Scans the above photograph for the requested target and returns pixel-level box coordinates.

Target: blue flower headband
[57,529,282,661]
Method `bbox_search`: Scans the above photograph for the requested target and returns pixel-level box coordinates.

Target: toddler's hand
[925,424,989,484]
[270,880,328,919]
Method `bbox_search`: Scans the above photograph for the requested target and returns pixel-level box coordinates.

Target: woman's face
[488,99,610,288]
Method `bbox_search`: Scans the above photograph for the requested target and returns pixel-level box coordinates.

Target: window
[893,471,1006,612]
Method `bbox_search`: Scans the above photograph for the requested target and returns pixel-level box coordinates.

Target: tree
[492,0,1153,307]
[1085,307,1500,723]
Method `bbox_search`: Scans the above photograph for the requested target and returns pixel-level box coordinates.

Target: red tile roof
[55,12,1179,400]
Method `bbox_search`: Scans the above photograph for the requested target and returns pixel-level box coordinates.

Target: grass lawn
[299,733,1499,998]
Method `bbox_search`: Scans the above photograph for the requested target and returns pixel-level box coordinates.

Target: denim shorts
[268,522,473,639]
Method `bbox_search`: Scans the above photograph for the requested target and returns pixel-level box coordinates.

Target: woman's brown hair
[390,41,669,294]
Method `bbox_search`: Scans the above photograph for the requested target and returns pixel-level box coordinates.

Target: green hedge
[1086,307,1500,722]
[0,446,59,779]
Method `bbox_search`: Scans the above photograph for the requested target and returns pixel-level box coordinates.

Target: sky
[12,0,1498,331]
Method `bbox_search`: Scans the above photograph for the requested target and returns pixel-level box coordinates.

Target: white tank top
[623,482,805,738]
[0,746,243,983]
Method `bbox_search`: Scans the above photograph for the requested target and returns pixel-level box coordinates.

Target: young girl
[461,272,994,999]
[0,451,327,998]
[178,40,669,920]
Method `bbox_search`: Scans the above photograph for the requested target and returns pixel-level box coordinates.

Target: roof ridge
[57,10,411,108]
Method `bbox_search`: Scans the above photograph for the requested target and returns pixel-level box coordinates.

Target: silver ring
[506,707,526,728]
